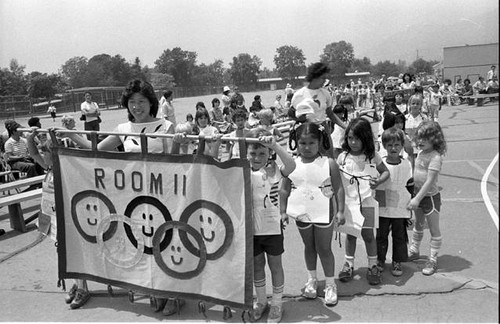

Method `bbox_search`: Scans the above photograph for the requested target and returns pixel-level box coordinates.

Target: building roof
[257,76,305,83]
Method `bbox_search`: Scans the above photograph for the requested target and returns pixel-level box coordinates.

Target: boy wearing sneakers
[246,128,296,323]
[375,128,413,276]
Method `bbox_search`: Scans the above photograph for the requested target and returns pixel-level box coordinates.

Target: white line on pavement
[481,153,499,231]
[468,161,499,183]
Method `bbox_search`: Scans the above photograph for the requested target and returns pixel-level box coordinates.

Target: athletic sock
[325,276,336,287]
[368,255,378,268]
[254,278,267,305]
[345,255,355,268]
[307,270,317,281]
[429,236,442,263]
[271,284,284,307]
[409,230,424,253]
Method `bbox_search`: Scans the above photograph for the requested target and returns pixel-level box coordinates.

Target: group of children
[238,91,446,322]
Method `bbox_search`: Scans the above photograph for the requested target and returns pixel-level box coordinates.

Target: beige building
[443,43,498,83]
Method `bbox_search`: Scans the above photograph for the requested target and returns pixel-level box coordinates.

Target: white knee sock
[254,278,267,304]
[430,236,442,263]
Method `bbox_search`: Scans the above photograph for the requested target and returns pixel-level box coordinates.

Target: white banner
[53,149,253,309]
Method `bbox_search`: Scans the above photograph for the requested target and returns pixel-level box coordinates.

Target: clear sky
[0,0,497,74]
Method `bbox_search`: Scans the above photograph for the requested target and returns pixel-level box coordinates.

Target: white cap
[223,86,231,92]
[295,98,318,117]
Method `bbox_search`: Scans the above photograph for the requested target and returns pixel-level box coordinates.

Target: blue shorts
[253,234,284,256]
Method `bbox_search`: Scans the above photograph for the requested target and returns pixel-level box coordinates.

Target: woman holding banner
[63,79,194,315]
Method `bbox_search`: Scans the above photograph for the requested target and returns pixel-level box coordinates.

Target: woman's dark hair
[464,78,470,85]
[121,79,159,122]
[211,98,220,107]
[341,118,375,161]
[288,122,330,152]
[163,90,173,99]
[414,85,424,94]
[444,79,452,85]
[196,101,206,109]
[306,62,330,82]
[402,73,413,83]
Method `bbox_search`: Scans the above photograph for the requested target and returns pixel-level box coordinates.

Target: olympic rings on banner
[97,214,145,268]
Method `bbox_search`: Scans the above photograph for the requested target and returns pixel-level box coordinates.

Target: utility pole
[416,49,419,60]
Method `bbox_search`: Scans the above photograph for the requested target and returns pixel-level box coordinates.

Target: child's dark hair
[341,118,375,161]
[415,120,447,155]
[246,127,272,150]
[196,101,206,109]
[339,96,354,106]
[381,127,405,147]
[195,108,210,124]
[232,108,248,122]
[414,85,424,94]
[211,98,220,107]
[288,122,330,152]
[186,113,193,121]
[332,104,348,122]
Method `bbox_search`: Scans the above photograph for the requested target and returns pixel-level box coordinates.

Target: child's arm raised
[259,135,296,177]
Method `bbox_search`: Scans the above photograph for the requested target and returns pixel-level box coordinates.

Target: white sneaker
[324,284,338,306]
[303,278,317,299]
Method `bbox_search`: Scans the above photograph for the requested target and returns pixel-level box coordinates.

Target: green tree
[0,59,28,95]
[150,72,175,90]
[155,47,198,87]
[274,45,306,81]
[229,53,262,85]
[351,57,372,74]
[27,73,60,99]
[60,56,89,89]
[373,60,401,78]
[409,58,438,75]
[193,59,225,86]
[320,41,355,80]
[131,57,149,81]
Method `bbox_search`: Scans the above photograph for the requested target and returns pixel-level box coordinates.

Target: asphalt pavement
[0,100,498,323]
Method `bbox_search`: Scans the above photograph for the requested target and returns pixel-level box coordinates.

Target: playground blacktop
[0,96,498,323]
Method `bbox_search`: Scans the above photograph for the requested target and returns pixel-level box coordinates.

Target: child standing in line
[407,120,446,276]
[336,118,390,285]
[427,84,442,122]
[406,95,427,162]
[225,108,250,160]
[281,122,345,306]
[395,92,407,115]
[375,127,413,276]
[330,104,349,159]
[247,128,296,323]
